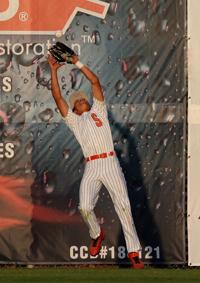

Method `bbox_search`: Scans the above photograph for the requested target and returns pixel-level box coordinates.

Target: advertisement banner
[0,0,186,264]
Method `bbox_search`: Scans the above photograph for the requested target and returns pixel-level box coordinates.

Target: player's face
[74,98,90,115]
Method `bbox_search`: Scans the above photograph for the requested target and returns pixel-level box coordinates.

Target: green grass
[0,267,200,283]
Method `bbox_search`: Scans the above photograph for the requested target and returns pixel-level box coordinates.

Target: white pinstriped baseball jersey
[63,97,142,253]
[63,98,114,158]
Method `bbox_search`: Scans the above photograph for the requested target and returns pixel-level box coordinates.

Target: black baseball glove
[48,42,76,64]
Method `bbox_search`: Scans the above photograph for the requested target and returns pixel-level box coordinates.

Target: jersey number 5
[91,113,103,127]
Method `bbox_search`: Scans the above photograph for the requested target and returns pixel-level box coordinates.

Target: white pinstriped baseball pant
[78,155,141,253]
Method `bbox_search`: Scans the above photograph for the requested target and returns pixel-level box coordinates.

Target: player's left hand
[71,54,79,65]
[48,41,77,64]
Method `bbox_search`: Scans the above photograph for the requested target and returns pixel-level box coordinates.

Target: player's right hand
[47,54,65,71]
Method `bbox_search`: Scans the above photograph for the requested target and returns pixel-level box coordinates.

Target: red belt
[86,151,115,162]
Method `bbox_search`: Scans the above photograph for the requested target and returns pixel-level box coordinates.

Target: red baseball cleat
[89,229,105,256]
[128,252,144,269]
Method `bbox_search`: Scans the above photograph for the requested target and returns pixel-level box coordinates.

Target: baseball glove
[48,42,76,64]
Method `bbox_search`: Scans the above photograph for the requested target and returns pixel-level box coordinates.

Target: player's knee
[114,198,131,210]
[116,201,132,214]
[79,205,93,219]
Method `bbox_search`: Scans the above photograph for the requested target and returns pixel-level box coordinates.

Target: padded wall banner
[0,0,186,264]
[188,0,200,266]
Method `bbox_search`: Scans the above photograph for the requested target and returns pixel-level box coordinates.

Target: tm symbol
[81,35,96,44]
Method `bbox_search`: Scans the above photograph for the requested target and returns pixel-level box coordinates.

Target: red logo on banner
[0,0,109,34]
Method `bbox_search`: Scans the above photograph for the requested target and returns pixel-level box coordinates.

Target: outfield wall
[0,0,187,265]
[188,0,200,267]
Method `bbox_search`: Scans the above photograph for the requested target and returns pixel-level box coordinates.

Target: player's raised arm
[48,55,69,117]
[48,42,103,102]
[71,55,104,102]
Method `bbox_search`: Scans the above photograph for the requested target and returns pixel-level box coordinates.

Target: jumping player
[48,53,144,269]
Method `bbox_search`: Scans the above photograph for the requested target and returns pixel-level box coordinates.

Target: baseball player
[48,43,144,269]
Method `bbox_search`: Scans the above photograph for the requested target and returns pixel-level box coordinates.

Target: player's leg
[102,157,144,268]
[79,164,105,256]
[102,157,142,253]
[102,158,144,268]
[78,164,102,240]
